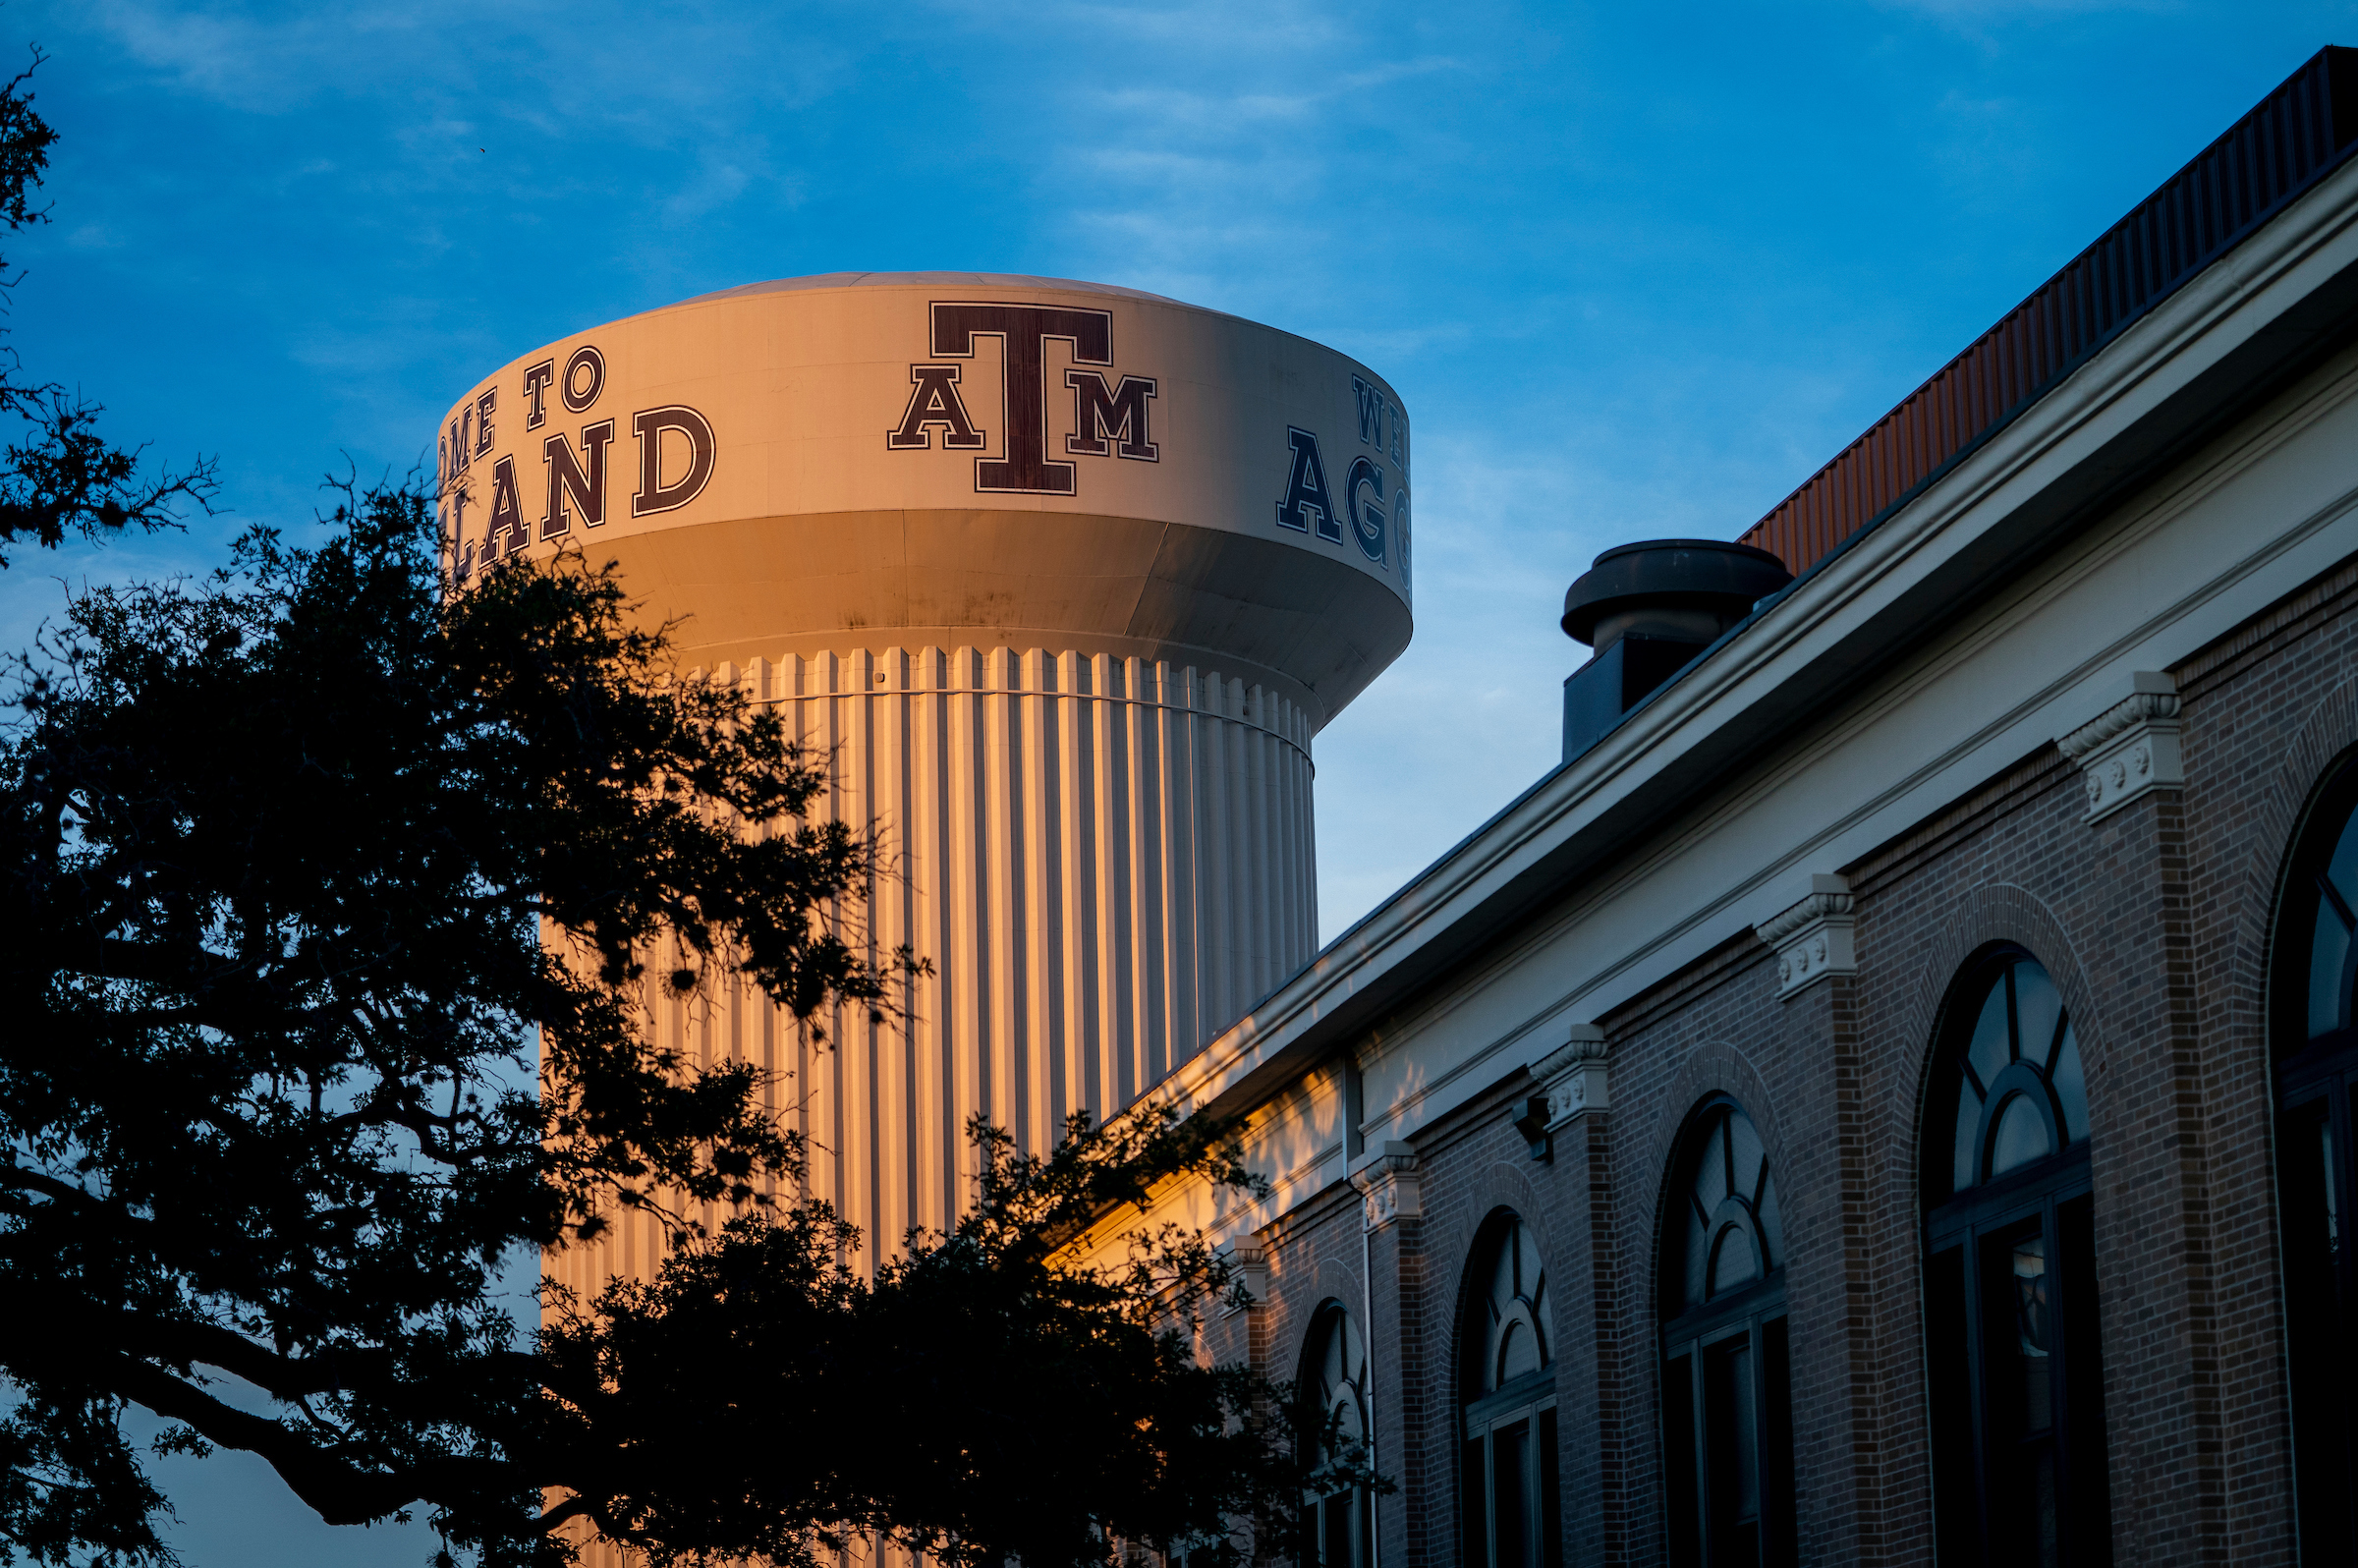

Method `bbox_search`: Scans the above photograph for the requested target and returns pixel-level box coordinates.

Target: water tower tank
[438,273,1412,1267]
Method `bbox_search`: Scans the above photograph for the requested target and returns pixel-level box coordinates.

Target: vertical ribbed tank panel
[566,643,1319,1314]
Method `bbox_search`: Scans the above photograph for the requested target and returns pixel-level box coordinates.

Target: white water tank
[439,272,1412,1275]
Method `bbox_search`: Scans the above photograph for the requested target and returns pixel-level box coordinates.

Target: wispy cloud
[1871,0,2183,14]
[21,0,2330,946]
[85,0,851,137]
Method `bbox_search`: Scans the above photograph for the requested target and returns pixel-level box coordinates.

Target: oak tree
[0,46,212,562]
[0,476,1341,1567]
[0,45,1355,1565]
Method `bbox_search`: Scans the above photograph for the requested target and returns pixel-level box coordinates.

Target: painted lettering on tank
[1276,427,1344,542]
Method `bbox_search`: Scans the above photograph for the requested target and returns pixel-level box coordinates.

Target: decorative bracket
[1514,1026,1610,1161]
[1216,1236,1269,1316]
[1758,873,1857,999]
[1348,1141,1422,1231]
[2058,671,2183,823]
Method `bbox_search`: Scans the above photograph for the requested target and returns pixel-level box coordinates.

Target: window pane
[2015,962,2064,1071]
[1473,1217,1554,1394]
[1706,1336,1763,1565]
[1729,1112,1767,1209]
[1539,1408,1562,1568]
[2328,1113,2343,1268]
[2057,1196,2115,1567]
[1708,1221,1761,1297]
[1321,1492,1350,1568]
[1664,1354,1701,1568]
[1464,1438,1490,1568]
[1309,1308,1368,1462]
[1980,1226,2060,1568]
[1989,1092,2055,1178]
[1498,1320,1541,1384]
[1762,1318,1797,1568]
[2314,891,2353,1038]
[1953,1077,1982,1196]
[1494,1422,1531,1568]
[2327,813,2358,911]
[2011,1234,2054,1432]
[1689,1108,1777,1292]
[2050,1026,2089,1144]
[1924,1246,1976,1564]
[1694,1117,1727,1213]
[1967,975,2012,1090]
[1491,1240,1520,1335]
[2279,1099,2355,1562]
[1686,1195,1712,1311]
[1663,1105,1790,1565]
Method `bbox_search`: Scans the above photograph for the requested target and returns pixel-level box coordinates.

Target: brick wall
[1234,554,2358,1566]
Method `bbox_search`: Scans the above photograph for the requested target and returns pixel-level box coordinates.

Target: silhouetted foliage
[0,41,1358,1565]
[0,44,213,565]
[539,1106,1354,1568]
[0,477,1361,1568]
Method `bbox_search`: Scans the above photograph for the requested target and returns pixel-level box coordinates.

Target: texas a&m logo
[885,300,1408,592]
[888,302,1156,495]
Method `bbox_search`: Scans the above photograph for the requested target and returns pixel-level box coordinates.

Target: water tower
[439,273,1412,1280]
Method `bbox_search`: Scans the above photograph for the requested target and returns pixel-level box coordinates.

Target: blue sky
[7,0,2351,1559]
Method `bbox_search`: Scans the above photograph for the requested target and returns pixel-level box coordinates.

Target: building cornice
[1151,143,2358,1145]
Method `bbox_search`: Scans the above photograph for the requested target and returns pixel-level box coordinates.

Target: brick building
[1120,46,2358,1567]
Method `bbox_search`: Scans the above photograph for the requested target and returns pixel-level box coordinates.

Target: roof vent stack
[1559,539,1791,762]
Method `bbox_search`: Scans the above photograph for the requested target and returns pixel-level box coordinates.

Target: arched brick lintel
[1265,1252,1370,1394]
[1641,1041,1796,1322]
[1885,880,2107,1160]
[2233,676,2358,1032]
[1420,1157,1557,1403]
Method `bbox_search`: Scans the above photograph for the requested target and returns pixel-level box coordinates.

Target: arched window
[1297,1303,1373,1568]
[1459,1212,1560,1568]
[2272,760,2358,1558]
[1922,950,2111,1566]
[1659,1098,1795,1567]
